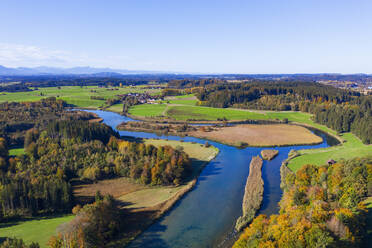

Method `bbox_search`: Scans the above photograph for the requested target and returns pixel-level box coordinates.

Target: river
[83,110,337,248]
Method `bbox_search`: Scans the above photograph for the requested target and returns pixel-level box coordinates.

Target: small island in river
[261,149,279,160]
[235,156,264,231]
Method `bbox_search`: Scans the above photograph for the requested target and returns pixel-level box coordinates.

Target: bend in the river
[82,110,337,248]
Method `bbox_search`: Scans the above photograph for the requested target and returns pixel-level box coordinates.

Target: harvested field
[73,177,146,204]
[261,149,279,160]
[190,124,323,147]
[235,156,264,231]
[119,185,188,209]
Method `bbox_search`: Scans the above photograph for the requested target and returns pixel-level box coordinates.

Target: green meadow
[287,133,372,172]
[9,148,25,156]
[0,215,74,248]
[166,105,268,120]
[128,101,318,123]
[0,85,161,109]
[128,103,168,117]
[106,103,124,113]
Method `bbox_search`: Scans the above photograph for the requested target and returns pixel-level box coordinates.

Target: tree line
[48,193,123,248]
[192,81,371,144]
[234,157,372,248]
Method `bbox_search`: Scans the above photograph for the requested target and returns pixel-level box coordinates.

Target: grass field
[128,104,167,117]
[0,215,74,248]
[163,94,198,106]
[8,148,25,156]
[167,105,268,120]
[127,102,324,124]
[287,133,372,172]
[106,103,124,113]
[0,85,161,108]
[119,186,186,209]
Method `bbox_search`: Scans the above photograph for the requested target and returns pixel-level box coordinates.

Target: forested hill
[191,81,371,144]
[0,97,96,146]
[196,81,360,108]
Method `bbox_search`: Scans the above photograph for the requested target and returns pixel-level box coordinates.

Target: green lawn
[9,148,25,156]
[166,105,269,120]
[167,99,197,105]
[106,103,123,113]
[128,103,319,122]
[0,86,161,109]
[162,94,198,106]
[0,215,74,248]
[287,133,372,172]
[173,94,195,99]
[128,104,167,117]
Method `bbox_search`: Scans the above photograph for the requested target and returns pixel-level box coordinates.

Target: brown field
[261,149,279,160]
[189,124,323,147]
[73,177,146,204]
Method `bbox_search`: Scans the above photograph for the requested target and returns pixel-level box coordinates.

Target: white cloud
[0,43,163,71]
[0,43,76,67]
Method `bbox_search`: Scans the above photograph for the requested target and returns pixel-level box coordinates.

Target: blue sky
[0,0,371,73]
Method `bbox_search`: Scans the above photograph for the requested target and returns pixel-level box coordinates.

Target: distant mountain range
[1,65,371,83]
[0,65,169,76]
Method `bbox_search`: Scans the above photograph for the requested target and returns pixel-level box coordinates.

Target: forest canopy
[234,157,372,248]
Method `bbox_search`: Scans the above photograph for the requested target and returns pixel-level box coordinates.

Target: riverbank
[235,156,264,231]
[73,138,219,247]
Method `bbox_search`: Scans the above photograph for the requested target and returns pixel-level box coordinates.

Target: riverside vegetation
[235,156,264,232]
